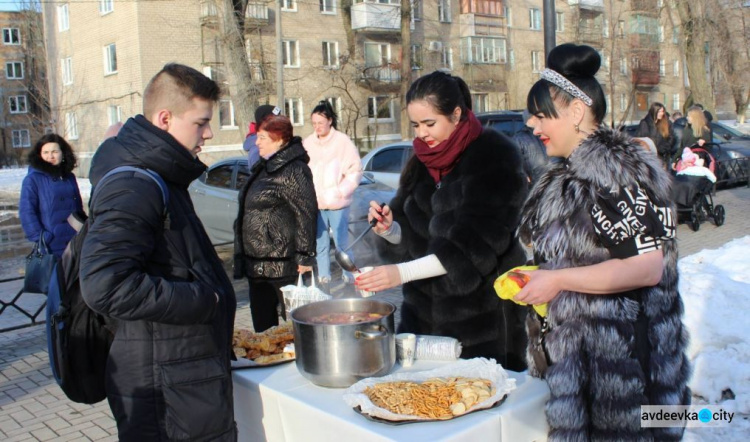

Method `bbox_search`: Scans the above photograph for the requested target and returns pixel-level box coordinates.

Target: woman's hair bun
[547,43,600,78]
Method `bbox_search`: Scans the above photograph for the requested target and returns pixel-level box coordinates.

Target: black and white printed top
[590,185,676,259]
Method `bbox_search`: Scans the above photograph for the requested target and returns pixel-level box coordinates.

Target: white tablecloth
[233,360,550,442]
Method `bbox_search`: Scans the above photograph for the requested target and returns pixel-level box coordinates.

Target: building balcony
[351,2,401,32]
[245,2,269,26]
[629,32,659,49]
[200,0,218,24]
[567,0,604,10]
[358,64,402,92]
[459,13,506,37]
[578,26,604,46]
[631,49,660,86]
[631,0,659,13]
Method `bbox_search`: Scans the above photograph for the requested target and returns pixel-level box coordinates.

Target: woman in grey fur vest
[514,44,691,441]
[356,71,529,370]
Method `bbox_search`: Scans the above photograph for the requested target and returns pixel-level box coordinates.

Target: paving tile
[29,427,58,441]
[81,424,110,440]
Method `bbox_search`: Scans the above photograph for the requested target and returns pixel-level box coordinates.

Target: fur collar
[28,153,70,177]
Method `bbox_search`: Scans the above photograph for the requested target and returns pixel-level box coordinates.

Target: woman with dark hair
[516,43,690,440]
[234,114,317,332]
[637,101,676,168]
[303,100,362,286]
[356,71,529,369]
[19,133,84,257]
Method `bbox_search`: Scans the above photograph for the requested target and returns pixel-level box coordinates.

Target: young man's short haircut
[143,63,221,118]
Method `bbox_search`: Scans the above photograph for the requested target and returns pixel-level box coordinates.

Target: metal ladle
[334,203,385,272]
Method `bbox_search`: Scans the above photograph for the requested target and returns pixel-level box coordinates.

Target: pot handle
[354,327,388,340]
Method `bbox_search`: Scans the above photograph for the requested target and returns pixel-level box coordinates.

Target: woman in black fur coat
[356,71,529,370]
[515,44,691,441]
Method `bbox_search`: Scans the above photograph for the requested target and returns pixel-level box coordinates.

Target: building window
[620,94,627,112]
[219,100,237,128]
[472,94,489,113]
[659,59,665,76]
[2,28,20,45]
[441,46,453,70]
[320,0,335,14]
[323,96,342,117]
[529,8,541,30]
[99,0,114,15]
[672,93,680,112]
[5,61,24,79]
[12,129,30,148]
[657,0,663,7]
[58,4,69,32]
[603,18,609,37]
[620,58,627,75]
[617,20,625,38]
[413,0,422,21]
[606,94,612,114]
[103,44,117,75]
[438,0,451,23]
[601,52,610,70]
[285,98,303,125]
[509,49,515,70]
[673,60,680,77]
[672,27,679,44]
[281,0,297,12]
[556,12,564,32]
[61,57,73,85]
[108,105,122,126]
[364,42,391,67]
[322,41,339,68]
[66,112,79,140]
[531,50,543,72]
[658,25,664,42]
[504,6,512,27]
[411,44,423,70]
[283,40,299,67]
[463,37,506,64]
[368,96,393,121]
[9,95,27,114]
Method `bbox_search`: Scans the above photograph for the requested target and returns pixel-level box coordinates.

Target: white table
[232,360,550,442]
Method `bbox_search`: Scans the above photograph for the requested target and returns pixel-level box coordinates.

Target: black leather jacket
[234,137,317,279]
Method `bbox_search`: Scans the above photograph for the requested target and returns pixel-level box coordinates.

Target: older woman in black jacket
[234,114,317,332]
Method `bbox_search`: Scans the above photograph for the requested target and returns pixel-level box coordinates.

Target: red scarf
[413,110,483,183]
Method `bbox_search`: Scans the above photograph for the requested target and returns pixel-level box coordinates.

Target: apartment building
[0,10,48,165]
[42,0,692,173]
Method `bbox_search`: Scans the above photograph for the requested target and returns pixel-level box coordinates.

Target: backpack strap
[92,166,170,229]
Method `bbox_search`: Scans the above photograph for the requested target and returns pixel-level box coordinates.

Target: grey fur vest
[519,128,691,441]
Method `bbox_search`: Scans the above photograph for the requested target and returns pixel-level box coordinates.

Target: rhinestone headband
[540,68,593,107]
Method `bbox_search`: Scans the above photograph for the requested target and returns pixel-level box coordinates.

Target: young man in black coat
[80,64,237,441]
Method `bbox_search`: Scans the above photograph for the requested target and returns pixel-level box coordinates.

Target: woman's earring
[574,124,580,133]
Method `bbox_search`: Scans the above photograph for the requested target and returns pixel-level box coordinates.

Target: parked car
[360,141,413,189]
[189,157,396,266]
[360,111,526,189]
[620,120,749,186]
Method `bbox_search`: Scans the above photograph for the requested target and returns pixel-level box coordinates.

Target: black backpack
[46,166,169,404]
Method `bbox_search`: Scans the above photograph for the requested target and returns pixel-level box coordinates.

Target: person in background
[19,134,84,258]
[103,122,124,140]
[234,114,317,332]
[670,110,683,122]
[303,100,362,286]
[357,71,529,369]
[517,43,689,440]
[513,109,550,184]
[636,102,676,168]
[243,104,281,169]
[694,103,714,123]
[79,63,237,441]
[682,106,712,149]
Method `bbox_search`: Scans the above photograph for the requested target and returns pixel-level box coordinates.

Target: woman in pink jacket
[303,101,363,285]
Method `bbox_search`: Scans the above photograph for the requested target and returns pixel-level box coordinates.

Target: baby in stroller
[671,147,725,231]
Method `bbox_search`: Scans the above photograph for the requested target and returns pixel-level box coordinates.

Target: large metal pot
[291,298,396,388]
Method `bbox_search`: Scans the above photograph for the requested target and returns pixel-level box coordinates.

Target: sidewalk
[1,186,748,441]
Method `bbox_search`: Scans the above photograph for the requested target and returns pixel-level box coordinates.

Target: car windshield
[713,122,745,138]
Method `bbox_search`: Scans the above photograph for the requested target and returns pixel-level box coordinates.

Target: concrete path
[1,186,748,441]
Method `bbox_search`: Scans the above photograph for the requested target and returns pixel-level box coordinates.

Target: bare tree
[708,0,749,123]
[673,1,714,114]
[399,0,411,140]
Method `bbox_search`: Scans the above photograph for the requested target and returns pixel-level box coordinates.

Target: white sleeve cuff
[396,254,447,284]
[376,221,402,244]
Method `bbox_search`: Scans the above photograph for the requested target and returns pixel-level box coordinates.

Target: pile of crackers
[233,323,295,365]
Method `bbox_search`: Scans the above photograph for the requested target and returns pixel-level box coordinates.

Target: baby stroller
[671,146,726,231]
